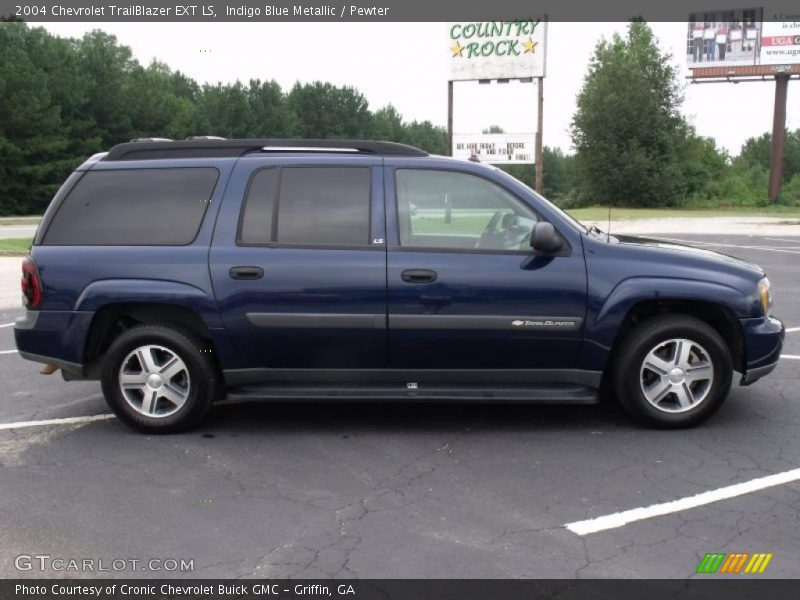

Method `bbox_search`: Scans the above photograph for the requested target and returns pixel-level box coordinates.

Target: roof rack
[105,139,428,161]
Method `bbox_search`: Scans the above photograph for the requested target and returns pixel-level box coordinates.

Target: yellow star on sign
[451,41,464,57]
[523,38,538,53]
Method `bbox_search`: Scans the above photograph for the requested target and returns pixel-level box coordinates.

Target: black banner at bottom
[3,580,800,600]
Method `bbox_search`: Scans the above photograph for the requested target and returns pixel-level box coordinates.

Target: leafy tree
[77,30,137,146]
[288,82,372,139]
[246,79,297,138]
[371,105,405,141]
[677,132,728,200]
[196,82,254,138]
[0,23,69,213]
[571,21,688,207]
[735,129,800,183]
[541,146,575,199]
[399,120,446,154]
[369,106,447,154]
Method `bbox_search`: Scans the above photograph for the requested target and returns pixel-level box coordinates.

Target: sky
[41,22,798,156]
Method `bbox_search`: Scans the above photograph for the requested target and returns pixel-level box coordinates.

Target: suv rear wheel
[101,324,221,433]
[613,315,733,428]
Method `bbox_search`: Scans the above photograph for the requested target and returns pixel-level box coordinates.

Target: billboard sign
[760,21,800,65]
[453,133,536,164]
[449,20,547,81]
[687,8,763,67]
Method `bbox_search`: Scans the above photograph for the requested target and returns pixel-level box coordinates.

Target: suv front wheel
[613,315,733,428]
[101,324,221,433]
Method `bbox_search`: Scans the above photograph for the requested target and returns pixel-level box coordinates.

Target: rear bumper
[739,316,784,385]
[14,309,93,378]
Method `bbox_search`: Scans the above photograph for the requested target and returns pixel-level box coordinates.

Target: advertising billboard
[760,20,800,65]
[448,20,547,81]
[687,8,763,67]
[452,133,536,164]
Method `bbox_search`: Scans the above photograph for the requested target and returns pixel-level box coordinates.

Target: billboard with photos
[687,8,764,67]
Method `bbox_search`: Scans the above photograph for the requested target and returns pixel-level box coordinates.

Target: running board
[226,384,598,404]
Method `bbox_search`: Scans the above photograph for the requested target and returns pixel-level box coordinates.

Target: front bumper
[739,316,784,385]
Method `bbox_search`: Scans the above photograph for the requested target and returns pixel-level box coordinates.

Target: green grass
[566,206,800,221]
[0,216,41,226]
[411,214,490,235]
[0,237,32,255]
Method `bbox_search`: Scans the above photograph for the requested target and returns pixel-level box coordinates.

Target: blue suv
[14,139,785,432]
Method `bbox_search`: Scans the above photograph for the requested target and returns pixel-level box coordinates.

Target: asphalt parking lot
[0,233,798,579]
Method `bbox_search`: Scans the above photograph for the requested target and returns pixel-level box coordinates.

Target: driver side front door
[385,167,587,370]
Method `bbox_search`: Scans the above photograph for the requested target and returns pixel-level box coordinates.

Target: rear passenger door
[210,156,387,370]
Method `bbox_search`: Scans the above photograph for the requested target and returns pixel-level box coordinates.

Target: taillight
[21,256,43,309]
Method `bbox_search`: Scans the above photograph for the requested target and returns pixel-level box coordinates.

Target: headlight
[758,277,772,315]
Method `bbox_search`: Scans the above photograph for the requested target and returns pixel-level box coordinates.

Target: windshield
[491,167,589,234]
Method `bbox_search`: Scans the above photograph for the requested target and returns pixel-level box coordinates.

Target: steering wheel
[476,211,530,250]
[475,210,505,249]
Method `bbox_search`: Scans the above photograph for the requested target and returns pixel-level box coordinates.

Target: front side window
[43,168,218,246]
[239,167,371,247]
[395,169,538,251]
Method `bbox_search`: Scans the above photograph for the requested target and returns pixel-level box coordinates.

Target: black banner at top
[1,0,800,22]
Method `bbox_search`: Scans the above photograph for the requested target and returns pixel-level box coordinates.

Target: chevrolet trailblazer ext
[14,139,784,433]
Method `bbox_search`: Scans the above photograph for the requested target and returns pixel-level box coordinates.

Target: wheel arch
[83,302,222,377]
[609,299,745,375]
[583,277,749,376]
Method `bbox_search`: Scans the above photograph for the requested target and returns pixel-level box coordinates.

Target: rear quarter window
[42,168,219,246]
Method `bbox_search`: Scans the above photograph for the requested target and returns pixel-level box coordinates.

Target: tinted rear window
[278,167,370,246]
[42,168,219,245]
[238,166,371,247]
[239,168,278,245]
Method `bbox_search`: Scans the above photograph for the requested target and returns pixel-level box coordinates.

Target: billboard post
[535,78,544,194]
[447,80,454,156]
[768,74,789,201]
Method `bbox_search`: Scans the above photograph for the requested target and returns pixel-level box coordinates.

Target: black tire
[612,315,733,428]
[101,324,221,433]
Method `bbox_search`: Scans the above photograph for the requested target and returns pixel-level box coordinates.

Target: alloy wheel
[639,338,714,413]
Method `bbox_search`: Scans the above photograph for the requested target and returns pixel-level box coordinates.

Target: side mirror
[530,222,563,254]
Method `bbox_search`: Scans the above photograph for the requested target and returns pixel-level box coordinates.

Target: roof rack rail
[105,139,428,161]
[129,137,173,143]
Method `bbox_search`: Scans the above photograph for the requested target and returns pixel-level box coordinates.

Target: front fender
[74,279,223,328]
[579,276,753,372]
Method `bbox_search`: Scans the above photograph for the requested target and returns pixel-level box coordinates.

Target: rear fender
[74,279,222,328]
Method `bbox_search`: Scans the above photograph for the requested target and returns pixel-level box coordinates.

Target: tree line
[1,20,798,216]
[0,22,448,215]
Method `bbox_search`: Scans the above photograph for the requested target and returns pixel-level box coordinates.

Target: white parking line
[786,327,800,333]
[764,237,800,244]
[0,322,14,328]
[781,355,800,360]
[565,467,800,536]
[0,349,18,355]
[0,413,115,432]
